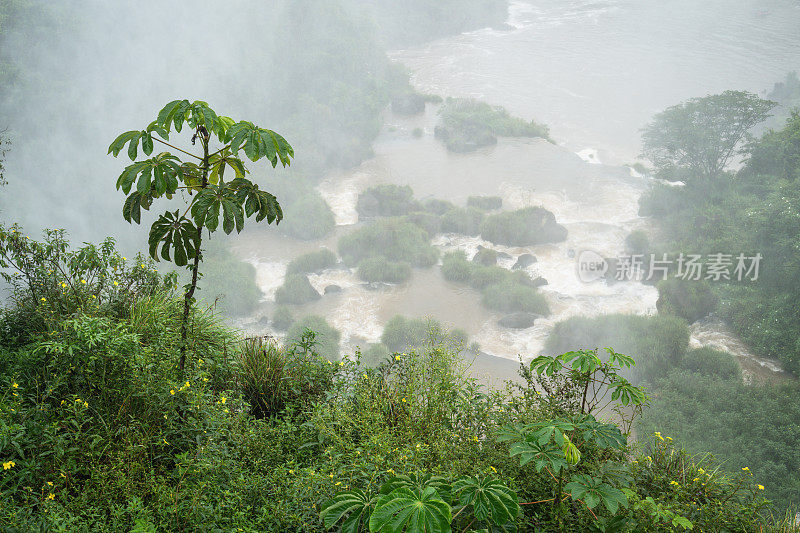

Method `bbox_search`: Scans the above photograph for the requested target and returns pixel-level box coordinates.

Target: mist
[2,0,800,525]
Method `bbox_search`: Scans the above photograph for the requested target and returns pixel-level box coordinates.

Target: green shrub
[272,305,295,331]
[280,195,336,241]
[286,249,338,275]
[235,337,334,419]
[679,347,742,381]
[381,315,467,353]
[286,315,341,362]
[625,229,650,254]
[422,198,455,216]
[356,184,420,219]
[545,314,690,383]
[201,240,262,316]
[469,264,513,289]
[638,182,687,218]
[435,98,551,152]
[357,256,413,283]
[467,195,502,211]
[360,342,391,367]
[472,247,497,266]
[656,278,718,323]
[440,207,485,235]
[481,281,549,315]
[441,250,473,283]
[480,206,567,246]
[275,274,321,305]
[338,218,439,267]
[639,370,800,510]
[401,211,441,237]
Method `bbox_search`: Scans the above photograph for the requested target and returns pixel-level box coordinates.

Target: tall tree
[109,99,293,370]
[641,90,775,181]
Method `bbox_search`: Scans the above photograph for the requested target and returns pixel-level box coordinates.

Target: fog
[3,0,800,514]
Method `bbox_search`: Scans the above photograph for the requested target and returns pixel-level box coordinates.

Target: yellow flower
[401,397,407,403]
[170,389,175,395]
[395,355,400,360]
[219,396,227,404]
[387,469,395,475]
[40,297,46,302]
[473,436,479,442]
[654,431,664,441]
[46,481,53,486]
[339,361,344,366]
[46,493,55,500]
[123,257,127,260]
[490,466,497,473]
[335,481,341,486]
[12,382,18,389]
[198,358,204,365]
[83,401,88,408]
[646,456,652,462]
[363,373,368,379]
[140,263,145,268]
[60,282,66,288]
[698,468,705,474]
[163,438,168,445]
[693,477,699,482]
[81,279,86,284]
[758,485,764,490]
[113,281,118,286]
[329,473,334,479]
[2,461,15,470]
[670,481,679,486]
[184,381,190,388]
[742,467,750,472]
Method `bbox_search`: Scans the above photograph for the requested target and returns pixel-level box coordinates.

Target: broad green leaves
[109,100,293,267]
[370,487,452,533]
[320,488,376,533]
[452,475,520,525]
[565,474,628,514]
[190,186,243,234]
[148,211,197,267]
[321,474,520,533]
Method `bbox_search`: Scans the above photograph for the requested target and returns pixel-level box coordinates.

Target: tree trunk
[178,129,210,373]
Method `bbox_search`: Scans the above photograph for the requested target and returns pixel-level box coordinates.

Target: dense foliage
[435,98,551,152]
[441,250,550,316]
[545,312,800,511]
[480,207,568,246]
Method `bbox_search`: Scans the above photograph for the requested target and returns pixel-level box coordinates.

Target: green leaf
[565,475,628,514]
[127,132,141,160]
[108,130,141,157]
[141,132,154,155]
[320,489,376,533]
[452,475,519,525]
[369,487,452,533]
[148,211,197,266]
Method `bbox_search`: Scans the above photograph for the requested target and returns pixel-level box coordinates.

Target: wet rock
[472,247,498,266]
[324,285,343,294]
[512,254,537,269]
[258,315,270,325]
[531,276,548,287]
[497,251,513,260]
[498,312,540,329]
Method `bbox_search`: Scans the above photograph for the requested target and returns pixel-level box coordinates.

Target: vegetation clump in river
[434,98,552,152]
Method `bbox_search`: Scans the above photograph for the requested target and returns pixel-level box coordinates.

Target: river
[234,0,800,383]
